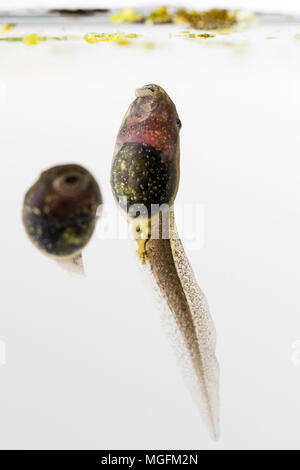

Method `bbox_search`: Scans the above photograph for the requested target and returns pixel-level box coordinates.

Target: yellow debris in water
[23,33,44,45]
[115,38,130,46]
[0,32,136,46]
[174,8,237,30]
[110,8,142,23]
[0,34,77,44]
[84,32,100,44]
[84,32,138,44]
[51,35,70,41]
[198,33,215,38]
[0,36,22,42]
[178,31,215,39]
[107,6,251,29]
[146,6,173,24]
[0,23,16,35]
[143,41,155,49]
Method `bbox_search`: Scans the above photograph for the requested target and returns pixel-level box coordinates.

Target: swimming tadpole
[111,84,220,439]
[23,164,102,275]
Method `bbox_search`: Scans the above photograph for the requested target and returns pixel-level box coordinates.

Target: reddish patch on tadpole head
[117,85,180,160]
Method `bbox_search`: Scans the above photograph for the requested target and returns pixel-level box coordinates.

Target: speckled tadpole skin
[112,142,177,215]
[111,85,220,439]
[23,164,101,258]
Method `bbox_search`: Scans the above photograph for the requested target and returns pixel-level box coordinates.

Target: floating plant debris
[0,37,22,42]
[23,33,44,46]
[110,8,142,23]
[175,8,237,29]
[198,33,215,38]
[84,32,138,45]
[109,6,240,30]
[0,31,137,46]
[178,31,215,39]
[110,6,173,25]
[0,23,16,35]
[0,34,79,45]
[143,41,155,50]
[0,30,217,47]
[145,6,173,24]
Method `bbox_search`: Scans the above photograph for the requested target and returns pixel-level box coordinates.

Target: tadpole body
[23,164,101,272]
[111,84,220,438]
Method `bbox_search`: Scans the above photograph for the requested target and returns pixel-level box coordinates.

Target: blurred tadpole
[22,164,102,276]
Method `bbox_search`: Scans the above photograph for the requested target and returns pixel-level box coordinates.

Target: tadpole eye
[53,170,89,196]
[64,175,79,185]
[176,118,182,129]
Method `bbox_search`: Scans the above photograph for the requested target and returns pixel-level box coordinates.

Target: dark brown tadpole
[111,84,181,223]
[23,164,102,274]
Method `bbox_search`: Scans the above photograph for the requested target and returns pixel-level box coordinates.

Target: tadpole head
[118,84,181,159]
[23,164,102,258]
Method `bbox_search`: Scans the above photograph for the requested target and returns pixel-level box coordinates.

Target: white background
[1,0,300,451]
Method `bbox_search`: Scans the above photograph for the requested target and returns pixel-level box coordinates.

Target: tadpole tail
[146,212,220,439]
[57,252,85,276]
